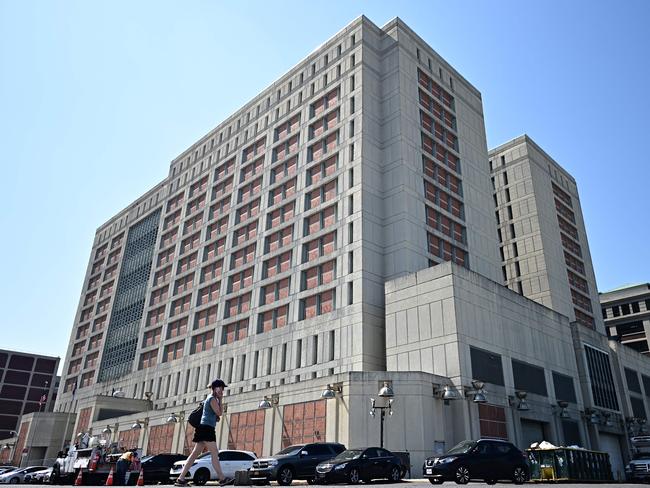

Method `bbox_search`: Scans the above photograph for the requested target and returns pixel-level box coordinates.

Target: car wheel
[306,478,317,485]
[388,465,401,482]
[192,468,210,486]
[347,468,360,484]
[454,465,470,485]
[512,466,527,485]
[277,466,294,486]
[428,479,443,485]
[9,478,19,484]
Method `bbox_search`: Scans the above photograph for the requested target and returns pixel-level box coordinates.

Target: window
[263,251,292,278]
[308,131,339,162]
[303,205,337,235]
[584,345,619,410]
[301,260,336,291]
[259,277,289,306]
[265,225,293,253]
[302,231,336,263]
[194,305,218,329]
[268,178,297,206]
[167,318,188,339]
[228,266,254,293]
[300,289,335,319]
[470,347,504,386]
[310,87,339,118]
[191,331,214,354]
[273,134,299,162]
[197,283,220,306]
[267,201,295,229]
[512,359,547,396]
[164,340,184,362]
[270,157,298,183]
[232,221,258,246]
[236,198,261,223]
[626,368,642,393]
[222,319,249,344]
[258,305,289,333]
[307,155,338,186]
[306,180,337,209]
[231,243,256,268]
[225,292,252,318]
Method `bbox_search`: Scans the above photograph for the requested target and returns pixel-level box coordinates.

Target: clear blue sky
[1,1,648,368]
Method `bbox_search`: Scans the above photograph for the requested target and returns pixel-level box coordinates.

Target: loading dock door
[599,433,624,481]
[520,419,546,450]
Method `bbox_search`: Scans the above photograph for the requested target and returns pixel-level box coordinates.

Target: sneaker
[218,477,234,486]
[174,479,190,486]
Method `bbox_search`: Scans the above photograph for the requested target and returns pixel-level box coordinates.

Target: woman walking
[175,379,233,486]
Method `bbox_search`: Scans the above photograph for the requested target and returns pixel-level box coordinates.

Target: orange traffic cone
[105,467,114,486]
[74,468,83,486]
[136,469,144,486]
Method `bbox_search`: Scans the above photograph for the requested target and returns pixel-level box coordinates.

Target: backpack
[187,400,221,428]
[187,401,204,428]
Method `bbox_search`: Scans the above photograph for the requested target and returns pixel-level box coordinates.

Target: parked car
[139,454,186,484]
[0,466,48,484]
[169,450,255,486]
[315,447,405,484]
[423,439,528,485]
[249,442,346,486]
[626,435,650,482]
[24,468,52,484]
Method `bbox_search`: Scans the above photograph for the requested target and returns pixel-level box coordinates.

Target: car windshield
[197,453,212,459]
[633,453,650,460]
[446,441,477,455]
[275,446,303,456]
[141,456,154,463]
[333,450,363,461]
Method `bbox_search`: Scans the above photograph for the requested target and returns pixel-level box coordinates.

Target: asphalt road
[16,483,644,487]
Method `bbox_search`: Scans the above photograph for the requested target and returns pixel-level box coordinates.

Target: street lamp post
[166,412,186,454]
[24,380,48,466]
[369,382,395,449]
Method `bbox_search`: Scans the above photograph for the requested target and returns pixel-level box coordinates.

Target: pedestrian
[174,379,233,486]
[115,450,133,486]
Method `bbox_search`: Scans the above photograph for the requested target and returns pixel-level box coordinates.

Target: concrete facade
[28,14,650,483]
[489,135,603,332]
[0,349,59,441]
[601,283,650,355]
[55,16,499,421]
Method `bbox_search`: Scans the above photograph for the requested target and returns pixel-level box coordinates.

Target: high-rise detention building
[22,15,647,477]
[55,15,499,412]
[488,135,602,331]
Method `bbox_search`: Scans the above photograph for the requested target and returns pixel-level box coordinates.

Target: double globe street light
[369,382,395,449]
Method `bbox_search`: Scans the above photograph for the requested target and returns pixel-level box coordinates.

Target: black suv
[423,439,529,485]
[249,442,346,485]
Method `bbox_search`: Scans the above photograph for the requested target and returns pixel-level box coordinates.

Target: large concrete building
[0,349,59,465]
[55,14,501,437]
[488,135,602,331]
[601,284,650,354]
[10,15,647,480]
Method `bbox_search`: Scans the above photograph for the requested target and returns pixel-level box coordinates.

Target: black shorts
[193,424,216,442]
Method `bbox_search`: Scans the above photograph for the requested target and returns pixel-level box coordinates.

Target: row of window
[170,29,358,177]
[604,299,650,319]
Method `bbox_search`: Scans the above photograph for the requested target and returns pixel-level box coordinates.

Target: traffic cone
[105,467,114,486]
[74,468,83,486]
[136,469,144,486]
